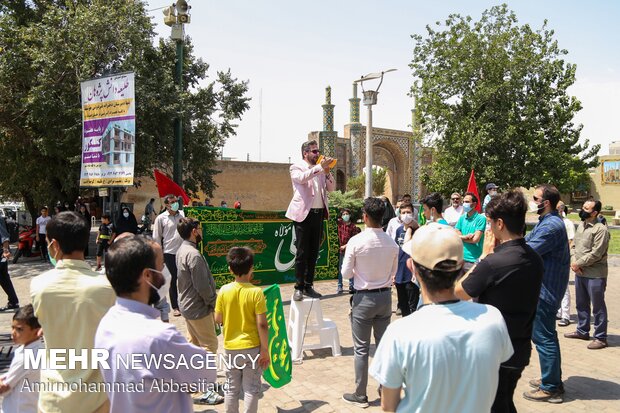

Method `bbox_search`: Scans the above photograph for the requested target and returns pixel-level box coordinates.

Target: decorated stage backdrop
[185,207,339,287]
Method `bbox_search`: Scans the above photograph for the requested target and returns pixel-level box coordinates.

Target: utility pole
[164,1,191,186]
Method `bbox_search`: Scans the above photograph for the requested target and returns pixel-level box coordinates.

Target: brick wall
[124,160,293,215]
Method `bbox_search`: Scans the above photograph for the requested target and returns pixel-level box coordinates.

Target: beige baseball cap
[401,222,464,271]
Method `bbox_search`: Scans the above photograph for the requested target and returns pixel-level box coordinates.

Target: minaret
[348,83,363,177]
[322,86,335,132]
[319,86,337,158]
[411,97,421,202]
[349,82,361,124]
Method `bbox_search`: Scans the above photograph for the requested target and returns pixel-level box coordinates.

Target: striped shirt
[525,211,570,307]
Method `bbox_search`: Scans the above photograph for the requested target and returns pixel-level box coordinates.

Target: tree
[0,1,249,220]
[410,4,599,195]
[328,190,364,221]
[346,167,387,197]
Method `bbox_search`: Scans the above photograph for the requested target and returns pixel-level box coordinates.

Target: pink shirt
[285,162,335,222]
[341,227,399,290]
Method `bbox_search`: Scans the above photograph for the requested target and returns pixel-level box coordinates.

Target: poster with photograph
[80,72,135,187]
[602,159,620,184]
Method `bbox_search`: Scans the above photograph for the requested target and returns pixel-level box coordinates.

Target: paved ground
[0,255,618,412]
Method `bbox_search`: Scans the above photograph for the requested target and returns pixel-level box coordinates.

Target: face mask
[342,214,350,222]
[146,267,171,306]
[123,212,129,218]
[528,200,544,215]
[489,190,497,196]
[578,210,593,221]
[222,204,227,208]
[170,202,179,212]
[401,213,414,224]
[463,203,473,213]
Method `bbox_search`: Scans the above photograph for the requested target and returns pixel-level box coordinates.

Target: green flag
[418,205,426,226]
[262,284,292,388]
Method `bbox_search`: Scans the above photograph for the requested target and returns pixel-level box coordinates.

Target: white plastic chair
[287,296,341,362]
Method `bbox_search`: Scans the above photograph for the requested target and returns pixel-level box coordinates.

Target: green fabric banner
[185,207,339,287]
[261,284,292,388]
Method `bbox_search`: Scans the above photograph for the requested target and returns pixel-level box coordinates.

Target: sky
[145,0,620,164]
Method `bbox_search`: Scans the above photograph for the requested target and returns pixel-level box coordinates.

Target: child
[214,247,270,413]
[393,202,420,316]
[0,304,44,413]
[337,208,360,294]
[96,214,115,270]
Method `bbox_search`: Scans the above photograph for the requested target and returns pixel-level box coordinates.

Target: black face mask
[147,271,164,305]
[148,288,161,306]
[579,210,593,221]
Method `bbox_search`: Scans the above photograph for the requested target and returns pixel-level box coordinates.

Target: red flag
[466,169,481,212]
[153,169,190,205]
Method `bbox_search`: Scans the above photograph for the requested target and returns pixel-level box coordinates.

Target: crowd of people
[336,186,610,411]
[0,138,611,413]
[0,208,270,413]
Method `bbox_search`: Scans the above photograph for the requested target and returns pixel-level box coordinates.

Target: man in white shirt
[443,192,464,227]
[370,223,513,413]
[153,194,184,316]
[96,235,216,413]
[341,197,398,408]
[35,207,52,261]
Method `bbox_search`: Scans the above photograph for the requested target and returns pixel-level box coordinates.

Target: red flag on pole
[466,169,481,212]
[153,169,190,205]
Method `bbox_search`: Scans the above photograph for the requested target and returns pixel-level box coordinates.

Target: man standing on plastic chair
[341,197,398,408]
[286,140,335,301]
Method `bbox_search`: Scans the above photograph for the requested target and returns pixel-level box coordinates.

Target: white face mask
[123,212,129,218]
[528,200,544,214]
[147,266,171,303]
[401,213,414,224]
[463,203,473,213]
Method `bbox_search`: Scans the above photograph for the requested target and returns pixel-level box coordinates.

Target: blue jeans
[531,299,562,392]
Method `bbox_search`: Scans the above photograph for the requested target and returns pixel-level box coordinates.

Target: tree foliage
[327,190,364,221]
[0,0,249,219]
[346,167,387,197]
[410,4,599,195]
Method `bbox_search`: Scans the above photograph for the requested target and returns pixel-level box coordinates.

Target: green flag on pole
[262,284,292,388]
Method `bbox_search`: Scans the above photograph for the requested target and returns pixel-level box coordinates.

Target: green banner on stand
[262,284,292,388]
[185,207,339,287]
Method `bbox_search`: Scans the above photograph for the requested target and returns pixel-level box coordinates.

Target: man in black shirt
[456,190,544,411]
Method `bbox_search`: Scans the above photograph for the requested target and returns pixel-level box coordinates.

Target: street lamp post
[354,69,396,198]
[163,1,191,186]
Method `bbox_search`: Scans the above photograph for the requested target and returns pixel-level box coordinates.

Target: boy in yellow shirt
[215,247,270,413]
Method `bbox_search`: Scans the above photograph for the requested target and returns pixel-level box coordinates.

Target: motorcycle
[137,215,152,237]
[12,225,41,264]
